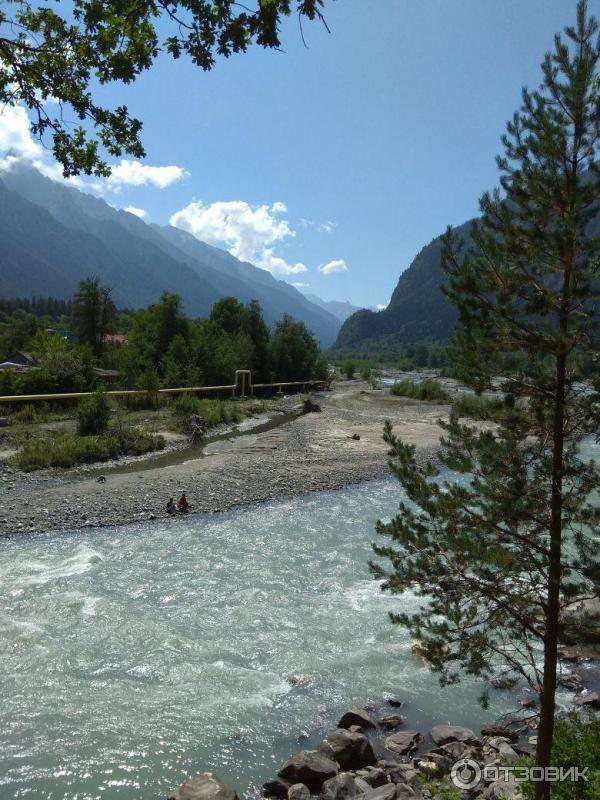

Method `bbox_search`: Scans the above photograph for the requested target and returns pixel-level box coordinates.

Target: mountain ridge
[0,165,340,345]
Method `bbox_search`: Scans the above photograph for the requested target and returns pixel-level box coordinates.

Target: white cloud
[123,205,147,219]
[0,106,187,195]
[0,104,41,160]
[300,218,336,234]
[169,199,308,276]
[376,303,388,310]
[319,259,348,275]
[106,159,188,190]
[292,282,310,288]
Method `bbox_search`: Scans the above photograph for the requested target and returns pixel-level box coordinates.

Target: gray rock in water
[338,708,376,730]
[575,690,600,708]
[168,773,238,800]
[429,725,478,746]
[288,784,311,800]
[320,728,377,771]
[278,751,339,792]
[319,773,358,800]
[379,715,404,730]
[384,730,422,755]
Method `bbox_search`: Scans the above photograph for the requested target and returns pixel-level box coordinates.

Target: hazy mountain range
[0,165,341,345]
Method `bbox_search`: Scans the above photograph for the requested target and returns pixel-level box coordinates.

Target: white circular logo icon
[451,758,482,789]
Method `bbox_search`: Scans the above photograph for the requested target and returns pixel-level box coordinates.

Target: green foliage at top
[76,390,112,436]
[521,715,600,800]
[390,378,449,402]
[1,0,328,176]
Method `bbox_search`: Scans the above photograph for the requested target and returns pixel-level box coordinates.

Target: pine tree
[72,277,116,357]
[371,5,600,798]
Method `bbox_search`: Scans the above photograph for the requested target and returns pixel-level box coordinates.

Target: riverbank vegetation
[3,390,271,472]
[389,378,450,402]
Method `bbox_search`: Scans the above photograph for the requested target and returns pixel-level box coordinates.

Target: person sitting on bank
[166,497,176,514]
[177,493,189,513]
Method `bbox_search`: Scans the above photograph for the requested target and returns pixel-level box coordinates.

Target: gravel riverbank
[0,382,447,536]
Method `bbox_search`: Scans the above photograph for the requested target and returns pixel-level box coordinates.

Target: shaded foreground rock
[384,730,422,755]
[168,773,238,800]
[320,772,358,800]
[288,784,311,800]
[321,729,377,771]
[278,750,339,792]
[429,724,478,746]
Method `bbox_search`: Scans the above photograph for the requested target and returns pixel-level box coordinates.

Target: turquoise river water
[0,465,589,800]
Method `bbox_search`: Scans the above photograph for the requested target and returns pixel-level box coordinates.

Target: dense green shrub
[342,360,355,380]
[174,395,242,431]
[76,390,112,435]
[10,404,36,425]
[12,429,165,471]
[451,393,505,420]
[521,715,600,800]
[390,378,449,402]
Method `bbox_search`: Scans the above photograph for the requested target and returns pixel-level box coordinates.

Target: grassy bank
[390,378,450,402]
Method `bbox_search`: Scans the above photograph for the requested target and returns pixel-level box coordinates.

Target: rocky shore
[167,693,599,800]
[0,382,447,536]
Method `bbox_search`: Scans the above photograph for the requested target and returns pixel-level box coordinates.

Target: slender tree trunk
[535,370,564,800]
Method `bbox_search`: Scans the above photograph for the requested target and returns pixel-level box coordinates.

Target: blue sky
[2,0,597,308]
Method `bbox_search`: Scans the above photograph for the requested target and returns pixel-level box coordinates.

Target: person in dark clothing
[177,493,189,513]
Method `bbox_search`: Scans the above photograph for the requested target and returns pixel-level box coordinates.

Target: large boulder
[338,708,376,730]
[429,725,478,746]
[168,773,238,800]
[320,773,358,800]
[321,729,377,771]
[278,751,339,792]
[384,730,422,756]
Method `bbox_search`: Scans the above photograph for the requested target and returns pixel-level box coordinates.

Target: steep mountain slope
[335,219,473,349]
[0,165,340,344]
[303,293,362,323]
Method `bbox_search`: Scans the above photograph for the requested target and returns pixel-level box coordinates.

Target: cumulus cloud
[169,199,308,276]
[106,160,188,190]
[319,259,348,275]
[376,303,388,310]
[123,205,147,219]
[0,105,188,195]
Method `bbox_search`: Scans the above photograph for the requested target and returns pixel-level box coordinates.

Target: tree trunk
[535,344,567,800]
